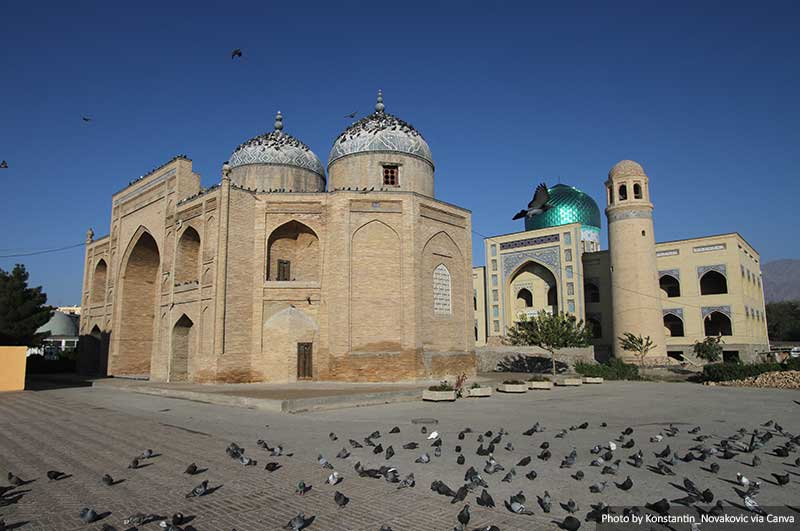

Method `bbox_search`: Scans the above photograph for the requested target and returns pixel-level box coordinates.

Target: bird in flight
[0,160,8,169]
[512,182,552,220]
[82,116,92,122]
[344,111,358,119]
[231,48,243,59]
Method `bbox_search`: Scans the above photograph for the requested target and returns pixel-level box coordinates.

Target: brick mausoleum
[80,91,476,383]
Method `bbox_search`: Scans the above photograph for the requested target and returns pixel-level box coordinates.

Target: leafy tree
[618,333,655,367]
[507,312,591,375]
[766,300,800,341]
[693,335,723,363]
[0,264,53,346]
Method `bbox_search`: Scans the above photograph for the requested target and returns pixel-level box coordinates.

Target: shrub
[527,375,549,382]
[574,358,640,380]
[470,382,484,389]
[502,379,526,385]
[428,381,454,392]
[701,362,782,382]
[694,336,723,362]
[785,357,800,371]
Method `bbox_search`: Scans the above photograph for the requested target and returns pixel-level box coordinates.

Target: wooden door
[297,342,312,379]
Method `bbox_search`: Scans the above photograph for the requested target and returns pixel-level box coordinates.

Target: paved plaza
[1,381,799,530]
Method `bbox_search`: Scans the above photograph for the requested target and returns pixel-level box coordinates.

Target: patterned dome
[229,112,325,177]
[328,90,433,167]
[609,159,645,179]
[525,184,602,232]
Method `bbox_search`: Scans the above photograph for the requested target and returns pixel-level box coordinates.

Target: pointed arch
[421,230,464,258]
[422,229,466,351]
[663,312,685,337]
[659,274,681,297]
[516,287,533,308]
[267,220,320,281]
[704,311,732,336]
[170,313,194,381]
[114,228,160,376]
[507,259,558,316]
[91,259,108,304]
[700,270,727,295]
[351,219,402,351]
[433,263,452,316]
[175,226,201,284]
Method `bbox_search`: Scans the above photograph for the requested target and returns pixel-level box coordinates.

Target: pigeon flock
[2,411,799,530]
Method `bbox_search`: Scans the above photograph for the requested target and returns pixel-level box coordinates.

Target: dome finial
[274,111,283,131]
[375,89,385,113]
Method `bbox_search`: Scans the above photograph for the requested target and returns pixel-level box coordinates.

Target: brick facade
[81,157,476,383]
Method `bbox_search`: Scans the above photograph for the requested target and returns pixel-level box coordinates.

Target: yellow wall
[0,347,27,391]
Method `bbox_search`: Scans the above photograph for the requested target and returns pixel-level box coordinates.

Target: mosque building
[79,91,476,383]
[474,160,770,363]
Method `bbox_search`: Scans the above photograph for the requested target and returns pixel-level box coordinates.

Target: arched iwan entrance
[508,260,558,321]
[116,231,160,376]
[170,314,194,382]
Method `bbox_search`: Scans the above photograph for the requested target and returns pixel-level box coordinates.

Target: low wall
[0,347,27,391]
[476,345,596,373]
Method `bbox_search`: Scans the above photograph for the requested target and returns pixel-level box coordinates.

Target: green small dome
[524,184,601,232]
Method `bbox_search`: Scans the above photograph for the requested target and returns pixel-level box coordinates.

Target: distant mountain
[763,259,800,303]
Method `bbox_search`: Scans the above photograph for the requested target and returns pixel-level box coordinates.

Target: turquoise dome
[524,184,601,232]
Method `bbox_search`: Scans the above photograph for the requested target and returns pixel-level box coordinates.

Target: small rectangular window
[568,299,575,313]
[563,232,572,245]
[492,290,498,302]
[492,306,499,318]
[567,282,574,296]
[277,259,291,281]
[493,320,500,332]
[566,266,573,279]
[491,260,497,271]
[382,165,399,186]
[490,245,497,257]
[491,275,498,287]
[565,249,572,262]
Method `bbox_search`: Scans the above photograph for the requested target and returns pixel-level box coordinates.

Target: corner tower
[605,160,667,362]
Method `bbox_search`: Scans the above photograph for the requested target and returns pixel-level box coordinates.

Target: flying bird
[231,48,243,59]
[512,182,552,220]
[344,111,358,119]
[0,160,8,169]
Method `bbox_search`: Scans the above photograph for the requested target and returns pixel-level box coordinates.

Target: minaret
[605,160,667,362]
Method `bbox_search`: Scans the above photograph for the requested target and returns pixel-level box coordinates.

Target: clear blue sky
[1,1,798,306]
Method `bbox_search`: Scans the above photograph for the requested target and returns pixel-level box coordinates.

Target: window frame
[382,164,399,187]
